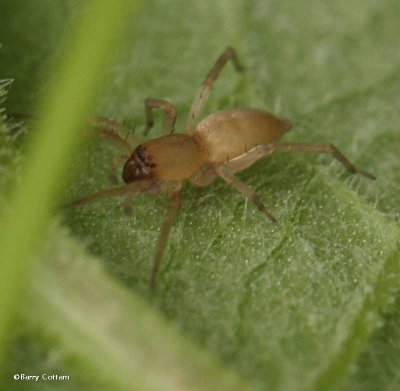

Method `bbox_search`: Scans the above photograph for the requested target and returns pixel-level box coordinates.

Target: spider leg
[90,116,136,155]
[151,187,182,289]
[62,180,155,208]
[217,142,375,219]
[215,166,276,222]
[228,143,376,180]
[7,113,136,155]
[186,47,244,135]
[270,143,376,179]
[143,98,177,137]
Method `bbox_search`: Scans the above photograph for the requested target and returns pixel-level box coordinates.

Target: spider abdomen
[194,108,291,163]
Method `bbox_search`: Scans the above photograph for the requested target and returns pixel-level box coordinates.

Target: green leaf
[340,288,400,391]
[66,80,400,390]
[1,1,400,390]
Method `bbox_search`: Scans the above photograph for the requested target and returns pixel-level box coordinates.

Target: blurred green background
[0,0,400,390]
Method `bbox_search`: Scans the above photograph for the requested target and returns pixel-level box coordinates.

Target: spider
[66,47,376,288]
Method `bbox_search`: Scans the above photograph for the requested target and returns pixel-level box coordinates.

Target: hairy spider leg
[216,166,277,222]
[186,47,244,135]
[63,180,155,208]
[216,142,376,220]
[151,187,183,289]
[90,116,135,155]
[143,98,177,137]
[7,112,135,155]
[228,142,376,180]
